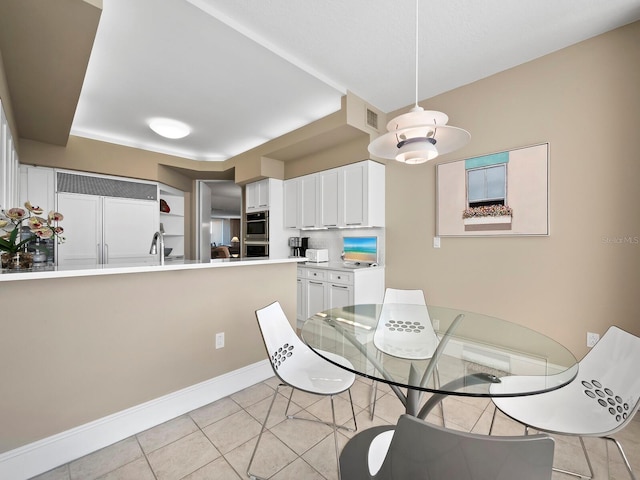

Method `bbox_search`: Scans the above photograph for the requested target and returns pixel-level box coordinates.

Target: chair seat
[493,374,634,436]
[340,415,555,480]
[281,347,356,396]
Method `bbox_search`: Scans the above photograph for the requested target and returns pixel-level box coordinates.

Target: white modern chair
[247,301,358,480]
[340,414,555,479]
[370,288,441,420]
[491,325,640,479]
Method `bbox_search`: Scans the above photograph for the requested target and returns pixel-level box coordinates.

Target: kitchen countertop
[0,256,305,282]
[297,261,382,271]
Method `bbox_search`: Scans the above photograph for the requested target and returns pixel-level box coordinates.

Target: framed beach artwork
[436,143,549,236]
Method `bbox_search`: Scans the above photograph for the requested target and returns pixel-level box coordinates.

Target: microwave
[245,211,268,241]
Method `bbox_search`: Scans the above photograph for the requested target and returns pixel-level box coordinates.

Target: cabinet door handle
[332,284,348,289]
[310,281,323,285]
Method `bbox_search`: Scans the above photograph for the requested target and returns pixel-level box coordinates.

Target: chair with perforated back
[247,301,357,480]
[370,288,442,421]
[340,414,555,479]
[491,325,640,479]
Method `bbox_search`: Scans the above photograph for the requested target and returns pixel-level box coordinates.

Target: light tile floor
[31,375,639,480]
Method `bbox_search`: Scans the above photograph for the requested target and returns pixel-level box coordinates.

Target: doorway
[196,180,242,261]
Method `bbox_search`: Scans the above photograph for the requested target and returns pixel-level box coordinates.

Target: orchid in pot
[0,201,65,269]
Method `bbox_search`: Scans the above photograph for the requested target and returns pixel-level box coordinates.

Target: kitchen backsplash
[303,228,385,265]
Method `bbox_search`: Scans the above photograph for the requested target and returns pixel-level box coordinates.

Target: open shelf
[159,185,185,258]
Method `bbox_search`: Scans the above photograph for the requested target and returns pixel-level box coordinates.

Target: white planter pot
[463,215,512,225]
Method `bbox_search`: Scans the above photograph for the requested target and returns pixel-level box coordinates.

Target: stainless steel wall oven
[245,211,268,241]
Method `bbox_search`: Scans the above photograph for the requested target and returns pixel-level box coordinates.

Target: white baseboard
[0,360,272,480]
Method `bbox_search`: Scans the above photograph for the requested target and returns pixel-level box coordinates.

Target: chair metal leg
[605,436,637,480]
[370,379,378,420]
[348,388,358,432]
[247,384,281,480]
[550,436,594,479]
[493,407,635,480]
[249,384,357,479]
[285,386,295,418]
[285,387,357,432]
[330,395,341,480]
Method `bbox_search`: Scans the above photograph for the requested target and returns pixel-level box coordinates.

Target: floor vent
[57,172,157,201]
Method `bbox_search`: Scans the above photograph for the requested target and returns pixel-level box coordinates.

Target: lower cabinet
[296,264,385,328]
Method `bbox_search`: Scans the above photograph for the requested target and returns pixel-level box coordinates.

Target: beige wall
[0,263,297,453]
[385,21,640,358]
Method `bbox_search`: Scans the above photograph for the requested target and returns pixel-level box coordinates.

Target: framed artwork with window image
[436,143,549,236]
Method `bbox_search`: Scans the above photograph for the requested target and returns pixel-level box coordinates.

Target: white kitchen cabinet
[284,160,385,230]
[296,272,305,321]
[0,101,19,210]
[300,175,317,228]
[57,193,159,266]
[319,169,339,227]
[103,197,159,263]
[296,264,385,327]
[327,282,353,309]
[56,193,100,265]
[284,178,299,229]
[305,277,327,320]
[341,161,385,228]
[20,165,55,214]
[245,179,270,212]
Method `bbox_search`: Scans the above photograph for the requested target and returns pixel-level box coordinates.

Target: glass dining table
[300,304,578,419]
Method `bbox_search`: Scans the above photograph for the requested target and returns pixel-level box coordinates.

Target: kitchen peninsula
[0,258,299,478]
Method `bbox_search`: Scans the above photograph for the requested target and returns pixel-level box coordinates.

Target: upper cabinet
[246,179,270,212]
[319,169,339,227]
[300,175,318,228]
[342,161,385,228]
[283,178,299,229]
[20,165,55,214]
[284,160,385,229]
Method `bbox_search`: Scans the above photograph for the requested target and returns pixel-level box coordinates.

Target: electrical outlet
[432,319,440,332]
[586,332,599,348]
[433,237,441,248]
[215,332,225,349]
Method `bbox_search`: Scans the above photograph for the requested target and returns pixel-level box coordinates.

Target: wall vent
[366,108,379,131]
[57,172,157,201]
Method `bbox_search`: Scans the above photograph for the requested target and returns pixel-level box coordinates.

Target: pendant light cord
[414,0,419,109]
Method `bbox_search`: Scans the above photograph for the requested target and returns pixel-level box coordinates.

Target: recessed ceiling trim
[185,0,347,96]
[70,127,227,162]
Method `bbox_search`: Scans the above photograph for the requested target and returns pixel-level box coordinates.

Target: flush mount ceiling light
[368,0,470,165]
[148,118,191,139]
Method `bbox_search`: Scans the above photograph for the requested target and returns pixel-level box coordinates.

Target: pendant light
[368,0,470,164]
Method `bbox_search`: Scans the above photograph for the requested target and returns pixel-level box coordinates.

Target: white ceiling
[70,0,640,162]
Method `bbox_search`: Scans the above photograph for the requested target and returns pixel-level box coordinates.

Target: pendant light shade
[368,106,470,164]
[368,1,470,164]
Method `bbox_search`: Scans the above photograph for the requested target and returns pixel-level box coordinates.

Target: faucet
[149,223,165,265]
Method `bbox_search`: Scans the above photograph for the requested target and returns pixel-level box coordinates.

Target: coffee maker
[288,236,309,257]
